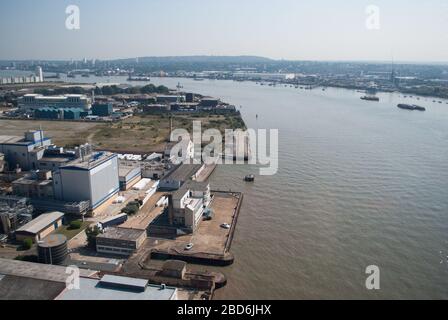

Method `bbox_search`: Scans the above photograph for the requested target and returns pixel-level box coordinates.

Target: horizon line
[1,55,448,66]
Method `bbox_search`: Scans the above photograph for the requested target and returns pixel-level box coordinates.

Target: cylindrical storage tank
[38,234,68,265]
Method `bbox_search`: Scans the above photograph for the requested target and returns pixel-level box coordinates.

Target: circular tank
[37,234,68,265]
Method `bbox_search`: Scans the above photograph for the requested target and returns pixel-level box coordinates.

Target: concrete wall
[89,156,119,209]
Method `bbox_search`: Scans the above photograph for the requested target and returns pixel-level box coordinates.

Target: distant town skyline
[1,0,447,62]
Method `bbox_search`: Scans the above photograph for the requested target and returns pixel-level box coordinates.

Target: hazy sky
[1,0,447,62]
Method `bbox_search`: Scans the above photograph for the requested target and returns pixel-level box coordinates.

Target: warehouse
[96,227,146,256]
[15,211,65,243]
[91,103,113,116]
[18,94,91,111]
[34,107,87,120]
[53,151,120,211]
[34,108,59,119]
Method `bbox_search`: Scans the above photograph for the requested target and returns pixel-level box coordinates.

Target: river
[4,72,448,299]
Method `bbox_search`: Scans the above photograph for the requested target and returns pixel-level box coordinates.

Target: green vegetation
[85,225,102,249]
[400,86,448,99]
[121,200,142,215]
[53,220,91,240]
[35,84,170,96]
[21,238,33,250]
[69,220,83,230]
[0,109,247,154]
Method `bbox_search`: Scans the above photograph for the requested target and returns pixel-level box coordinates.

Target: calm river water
[8,72,448,299]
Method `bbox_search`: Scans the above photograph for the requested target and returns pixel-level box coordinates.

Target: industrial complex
[0,113,243,300]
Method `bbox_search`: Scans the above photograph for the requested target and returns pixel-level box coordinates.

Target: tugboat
[397,104,426,111]
[244,174,255,182]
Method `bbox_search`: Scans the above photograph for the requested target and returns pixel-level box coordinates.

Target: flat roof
[100,274,148,291]
[119,165,141,177]
[0,135,23,144]
[61,151,116,170]
[163,260,187,272]
[173,181,209,200]
[12,177,53,186]
[0,135,50,147]
[0,258,97,283]
[97,227,145,241]
[38,234,67,248]
[58,277,176,300]
[23,93,88,99]
[0,275,66,300]
[16,211,64,235]
[163,164,202,182]
[39,155,73,163]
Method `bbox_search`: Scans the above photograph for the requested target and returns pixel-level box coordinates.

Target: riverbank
[148,191,243,266]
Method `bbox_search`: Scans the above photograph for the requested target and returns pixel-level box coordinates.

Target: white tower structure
[35,66,43,82]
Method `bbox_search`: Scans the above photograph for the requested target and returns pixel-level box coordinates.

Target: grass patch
[52,221,91,240]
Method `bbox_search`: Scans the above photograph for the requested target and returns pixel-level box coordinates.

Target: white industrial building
[35,66,43,82]
[0,67,43,85]
[0,130,52,171]
[53,151,119,211]
[18,94,91,111]
[168,182,211,233]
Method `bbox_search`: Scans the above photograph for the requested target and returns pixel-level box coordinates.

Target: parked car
[220,223,231,230]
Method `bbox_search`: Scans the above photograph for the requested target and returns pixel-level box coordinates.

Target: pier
[147,191,243,266]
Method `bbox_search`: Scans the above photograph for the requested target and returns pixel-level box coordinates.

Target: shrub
[121,201,141,215]
[69,220,82,230]
[22,238,33,250]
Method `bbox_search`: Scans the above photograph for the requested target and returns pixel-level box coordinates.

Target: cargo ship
[361,95,380,101]
[397,104,426,111]
[127,76,151,81]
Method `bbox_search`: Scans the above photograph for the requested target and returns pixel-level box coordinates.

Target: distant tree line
[34,84,170,96]
[95,84,170,96]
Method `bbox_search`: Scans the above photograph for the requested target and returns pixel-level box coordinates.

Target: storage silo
[37,234,68,265]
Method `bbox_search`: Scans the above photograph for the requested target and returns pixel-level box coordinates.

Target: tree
[85,226,101,249]
[22,238,33,250]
